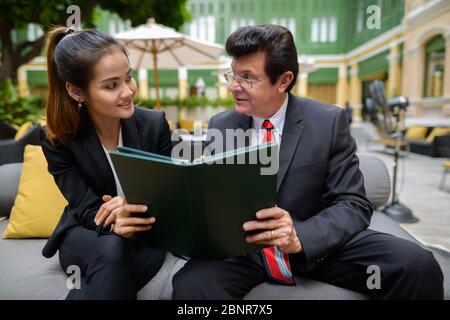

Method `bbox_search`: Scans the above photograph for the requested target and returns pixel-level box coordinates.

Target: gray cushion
[359,154,390,209]
[0,163,22,216]
[138,252,188,300]
[0,219,68,299]
[245,211,450,300]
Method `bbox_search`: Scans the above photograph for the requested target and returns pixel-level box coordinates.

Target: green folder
[109,143,278,259]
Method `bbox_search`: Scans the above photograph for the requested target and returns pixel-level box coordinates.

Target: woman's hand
[113,202,155,238]
[94,195,124,228]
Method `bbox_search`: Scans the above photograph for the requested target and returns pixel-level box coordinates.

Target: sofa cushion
[406,126,428,140]
[0,219,68,299]
[0,163,22,217]
[246,211,450,300]
[358,154,390,209]
[3,145,67,239]
[14,122,32,141]
[426,127,450,142]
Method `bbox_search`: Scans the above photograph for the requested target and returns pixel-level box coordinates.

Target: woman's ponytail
[45,27,80,145]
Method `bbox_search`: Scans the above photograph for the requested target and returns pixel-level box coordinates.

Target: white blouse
[101,127,125,198]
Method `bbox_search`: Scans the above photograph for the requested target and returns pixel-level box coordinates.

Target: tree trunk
[0,22,17,84]
[0,22,45,85]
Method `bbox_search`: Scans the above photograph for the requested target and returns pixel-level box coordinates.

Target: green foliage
[0,0,191,85]
[0,79,44,126]
[0,96,45,126]
[0,79,18,104]
[138,96,235,110]
[0,0,190,31]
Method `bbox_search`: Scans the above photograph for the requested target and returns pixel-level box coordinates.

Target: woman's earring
[78,101,82,110]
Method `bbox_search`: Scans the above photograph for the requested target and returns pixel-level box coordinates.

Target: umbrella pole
[151,40,161,110]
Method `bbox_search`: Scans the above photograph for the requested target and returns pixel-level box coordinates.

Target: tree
[0,0,190,85]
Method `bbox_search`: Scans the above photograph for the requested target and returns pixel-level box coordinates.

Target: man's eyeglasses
[223,71,266,89]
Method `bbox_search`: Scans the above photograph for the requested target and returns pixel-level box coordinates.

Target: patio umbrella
[114,18,223,109]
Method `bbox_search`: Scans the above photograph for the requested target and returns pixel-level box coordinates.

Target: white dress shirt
[251,94,288,147]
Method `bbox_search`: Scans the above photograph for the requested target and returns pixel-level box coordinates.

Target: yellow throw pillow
[405,126,428,140]
[14,121,32,140]
[3,145,67,238]
[426,127,450,142]
[178,119,195,132]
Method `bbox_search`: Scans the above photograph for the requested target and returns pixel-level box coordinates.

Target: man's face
[230,51,286,118]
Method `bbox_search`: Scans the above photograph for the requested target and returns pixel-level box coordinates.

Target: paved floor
[352,123,450,252]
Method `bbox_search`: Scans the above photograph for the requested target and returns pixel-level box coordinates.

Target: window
[207,16,215,42]
[320,17,327,42]
[357,1,364,33]
[189,15,216,42]
[310,16,337,43]
[329,17,337,42]
[289,18,296,41]
[190,19,198,38]
[424,35,446,97]
[198,16,206,41]
[230,18,238,33]
[109,20,116,35]
[311,18,319,43]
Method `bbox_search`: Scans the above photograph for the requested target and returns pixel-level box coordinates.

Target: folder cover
[109,143,277,259]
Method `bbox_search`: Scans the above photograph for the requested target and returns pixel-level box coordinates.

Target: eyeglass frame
[223,71,268,89]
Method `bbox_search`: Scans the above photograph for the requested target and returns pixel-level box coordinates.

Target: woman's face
[84,49,137,119]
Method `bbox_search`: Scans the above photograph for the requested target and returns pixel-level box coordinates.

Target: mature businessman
[172,25,443,299]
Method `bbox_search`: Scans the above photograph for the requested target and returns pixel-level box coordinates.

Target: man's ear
[65,82,85,103]
[278,71,294,93]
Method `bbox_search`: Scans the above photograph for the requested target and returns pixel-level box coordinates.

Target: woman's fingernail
[142,205,148,211]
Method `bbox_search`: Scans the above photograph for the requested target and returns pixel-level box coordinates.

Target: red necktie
[260,120,295,284]
[262,119,274,143]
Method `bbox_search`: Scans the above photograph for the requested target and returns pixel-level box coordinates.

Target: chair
[0,121,17,139]
[0,124,41,165]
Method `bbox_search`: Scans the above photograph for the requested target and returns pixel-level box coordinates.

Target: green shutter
[27,70,48,86]
[425,35,445,54]
[358,50,389,78]
[147,70,178,87]
[308,68,338,84]
[188,70,217,86]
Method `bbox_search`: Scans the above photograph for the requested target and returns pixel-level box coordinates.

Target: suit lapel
[121,115,141,150]
[277,94,304,192]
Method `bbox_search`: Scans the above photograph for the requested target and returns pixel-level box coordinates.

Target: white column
[18,66,30,97]
[296,72,308,97]
[336,63,349,107]
[138,68,149,99]
[178,67,188,99]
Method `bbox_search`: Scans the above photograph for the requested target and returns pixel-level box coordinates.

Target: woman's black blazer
[40,107,172,258]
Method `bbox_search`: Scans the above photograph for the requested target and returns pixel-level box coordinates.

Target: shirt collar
[252,94,289,133]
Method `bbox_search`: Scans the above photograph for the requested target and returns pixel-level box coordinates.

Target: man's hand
[243,206,303,254]
[113,203,155,238]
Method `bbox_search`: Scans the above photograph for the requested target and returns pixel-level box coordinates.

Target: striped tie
[260,119,295,284]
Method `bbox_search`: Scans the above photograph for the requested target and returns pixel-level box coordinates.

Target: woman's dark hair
[225,24,298,92]
[45,26,128,145]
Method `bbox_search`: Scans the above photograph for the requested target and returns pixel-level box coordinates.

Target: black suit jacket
[208,94,374,272]
[40,107,172,258]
